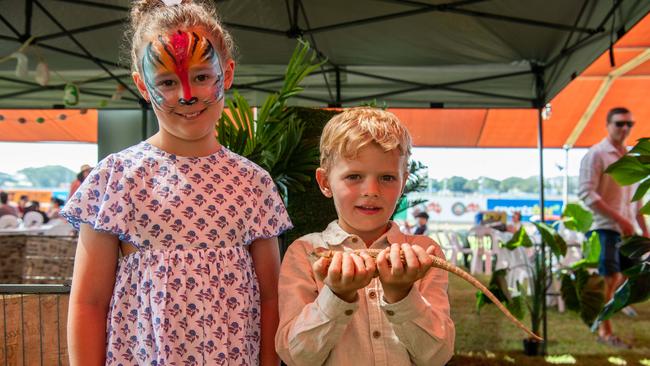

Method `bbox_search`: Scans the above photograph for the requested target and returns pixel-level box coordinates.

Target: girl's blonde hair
[320,108,412,171]
[128,0,235,72]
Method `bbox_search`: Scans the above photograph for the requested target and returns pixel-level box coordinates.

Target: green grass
[447,272,650,365]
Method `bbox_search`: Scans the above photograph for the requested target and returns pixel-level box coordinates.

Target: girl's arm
[68,224,119,365]
[249,236,282,366]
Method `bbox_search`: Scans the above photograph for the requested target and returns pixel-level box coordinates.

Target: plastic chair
[467,225,502,275]
[0,214,20,229]
[46,220,76,236]
[23,211,44,227]
[444,230,472,268]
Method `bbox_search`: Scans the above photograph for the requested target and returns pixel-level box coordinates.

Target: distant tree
[0,172,17,187]
[428,178,442,192]
[499,177,525,192]
[446,176,469,192]
[463,179,479,192]
[18,166,76,188]
[481,177,501,192]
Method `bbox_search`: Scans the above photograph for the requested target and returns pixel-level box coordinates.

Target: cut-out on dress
[63,142,292,365]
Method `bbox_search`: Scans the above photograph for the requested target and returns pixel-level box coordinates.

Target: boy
[276,108,455,366]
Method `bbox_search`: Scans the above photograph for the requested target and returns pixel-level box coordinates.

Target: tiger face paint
[141,30,224,110]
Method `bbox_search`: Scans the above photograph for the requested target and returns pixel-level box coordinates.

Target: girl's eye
[195,74,211,82]
[157,79,176,88]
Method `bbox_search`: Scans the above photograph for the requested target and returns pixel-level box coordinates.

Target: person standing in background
[0,191,19,217]
[578,106,649,349]
[68,164,93,201]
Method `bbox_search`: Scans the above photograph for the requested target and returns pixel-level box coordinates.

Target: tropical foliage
[591,138,650,329]
[216,40,323,199]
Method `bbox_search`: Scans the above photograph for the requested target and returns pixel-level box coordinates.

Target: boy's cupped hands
[313,251,376,303]
[312,243,436,304]
[377,243,436,303]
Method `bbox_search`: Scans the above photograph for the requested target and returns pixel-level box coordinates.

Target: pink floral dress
[62,142,292,365]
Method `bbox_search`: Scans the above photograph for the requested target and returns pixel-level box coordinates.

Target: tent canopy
[1,0,649,110]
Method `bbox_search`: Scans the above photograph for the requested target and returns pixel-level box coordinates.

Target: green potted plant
[476,222,567,355]
[217,40,323,200]
[591,138,650,328]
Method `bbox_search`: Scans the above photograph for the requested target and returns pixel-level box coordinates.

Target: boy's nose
[362,181,380,197]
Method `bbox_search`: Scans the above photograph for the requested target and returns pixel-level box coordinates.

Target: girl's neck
[147,132,221,158]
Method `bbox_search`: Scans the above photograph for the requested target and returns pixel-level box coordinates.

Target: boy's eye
[381,175,397,182]
[345,174,361,181]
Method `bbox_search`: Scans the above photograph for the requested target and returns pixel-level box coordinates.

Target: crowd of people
[0,190,67,225]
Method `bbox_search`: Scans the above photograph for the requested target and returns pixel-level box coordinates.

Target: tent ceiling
[1,0,649,110]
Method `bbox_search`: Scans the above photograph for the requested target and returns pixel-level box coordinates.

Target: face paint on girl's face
[141,30,225,110]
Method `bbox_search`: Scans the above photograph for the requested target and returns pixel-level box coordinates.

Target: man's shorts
[587,229,634,276]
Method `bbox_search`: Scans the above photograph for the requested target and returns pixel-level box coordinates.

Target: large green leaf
[577,273,605,326]
[620,235,650,260]
[534,222,567,258]
[604,156,650,185]
[561,203,593,233]
[571,233,601,270]
[592,272,650,330]
[476,269,510,312]
[504,226,533,249]
[560,273,581,312]
[562,268,605,327]
[632,178,650,202]
[629,138,650,155]
[641,201,650,215]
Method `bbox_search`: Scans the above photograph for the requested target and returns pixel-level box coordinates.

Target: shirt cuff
[316,285,359,321]
[380,285,427,324]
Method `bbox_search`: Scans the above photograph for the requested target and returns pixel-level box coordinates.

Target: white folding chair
[444,230,472,268]
[0,214,19,229]
[467,225,499,275]
[46,220,76,236]
[23,211,44,227]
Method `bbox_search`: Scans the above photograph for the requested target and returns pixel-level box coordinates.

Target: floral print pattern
[62,142,292,365]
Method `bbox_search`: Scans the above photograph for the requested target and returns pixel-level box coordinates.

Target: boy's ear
[315,168,333,198]
[132,71,150,102]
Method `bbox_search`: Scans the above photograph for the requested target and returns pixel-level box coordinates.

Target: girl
[62,1,292,364]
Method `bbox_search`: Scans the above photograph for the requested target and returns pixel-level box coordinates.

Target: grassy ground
[447,273,650,365]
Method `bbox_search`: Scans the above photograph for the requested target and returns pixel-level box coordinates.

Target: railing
[1,233,76,365]
[1,285,71,366]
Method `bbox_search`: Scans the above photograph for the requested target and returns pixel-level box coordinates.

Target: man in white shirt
[578,107,649,348]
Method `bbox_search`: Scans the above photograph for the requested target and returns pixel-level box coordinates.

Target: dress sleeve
[61,155,137,245]
[246,170,293,244]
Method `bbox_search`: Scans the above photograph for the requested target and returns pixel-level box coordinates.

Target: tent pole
[534,64,547,354]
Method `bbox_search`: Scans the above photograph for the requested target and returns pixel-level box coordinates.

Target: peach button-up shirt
[276,221,455,366]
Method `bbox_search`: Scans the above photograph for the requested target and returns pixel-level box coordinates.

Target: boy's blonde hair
[320,108,412,171]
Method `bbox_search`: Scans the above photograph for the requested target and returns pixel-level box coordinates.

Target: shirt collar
[320,220,406,248]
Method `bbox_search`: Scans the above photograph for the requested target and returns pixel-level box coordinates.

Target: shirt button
[351,237,358,243]
[345,309,353,316]
[368,291,376,299]
[372,331,381,338]
[386,310,395,316]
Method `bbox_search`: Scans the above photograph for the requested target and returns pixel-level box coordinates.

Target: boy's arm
[275,240,359,366]
[249,237,282,366]
[379,239,455,366]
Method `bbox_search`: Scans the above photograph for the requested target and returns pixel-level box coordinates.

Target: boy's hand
[313,251,376,303]
[377,243,436,303]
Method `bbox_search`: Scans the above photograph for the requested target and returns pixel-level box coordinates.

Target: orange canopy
[0,109,97,143]
[392,14,650,148]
